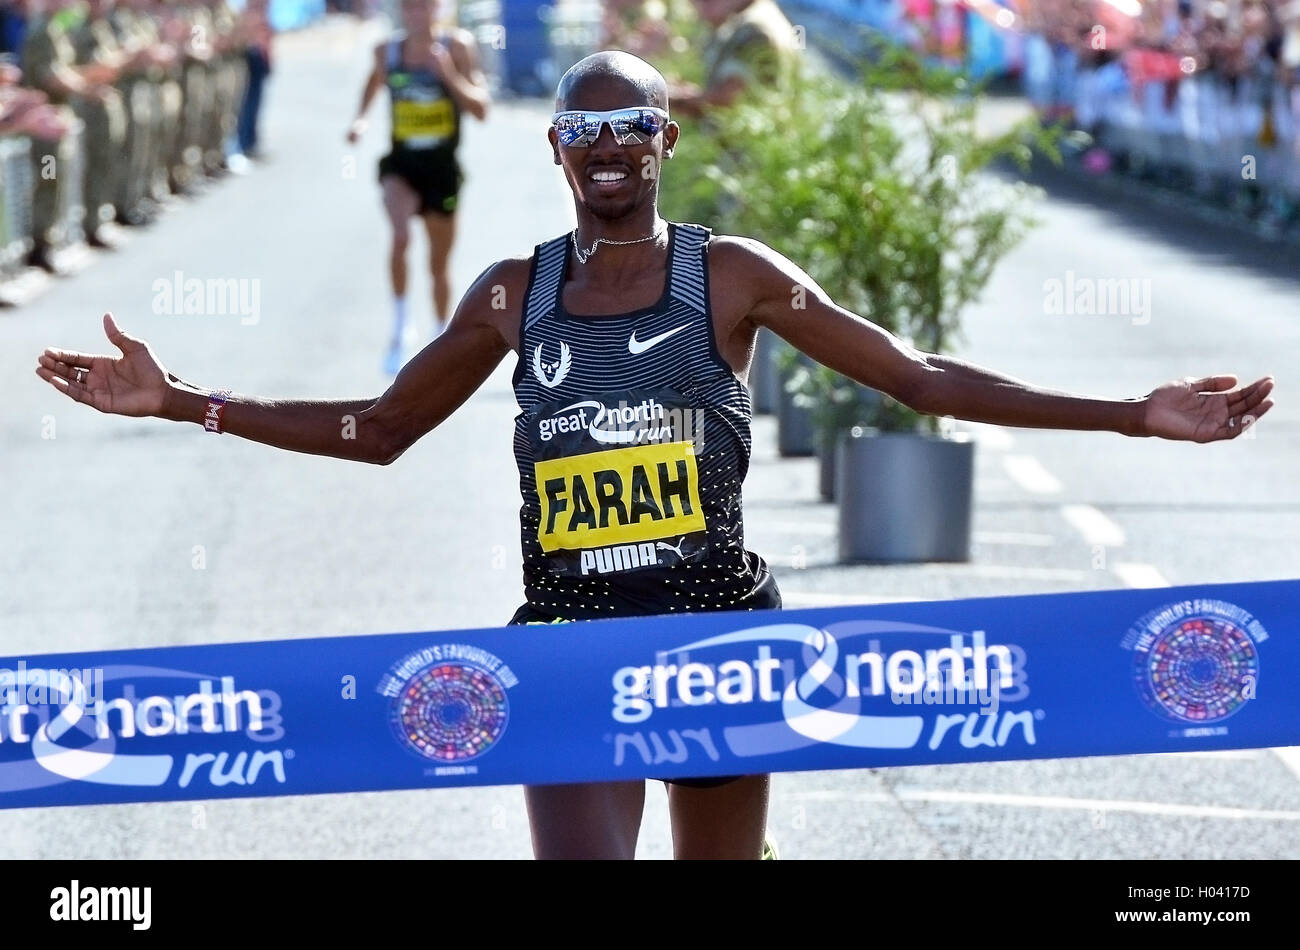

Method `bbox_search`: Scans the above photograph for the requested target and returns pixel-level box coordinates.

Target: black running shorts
[378,148,462,215]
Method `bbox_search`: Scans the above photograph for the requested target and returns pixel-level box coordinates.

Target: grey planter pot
[837,428,975,563]
[818,387,883,502]
[748,328,780,415]
[817,433,838,501]
[777,387,815,457]
[776,351,816,457]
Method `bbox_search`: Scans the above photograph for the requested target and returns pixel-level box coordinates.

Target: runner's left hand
[1141,375,1274,441]
[428,43,453,80]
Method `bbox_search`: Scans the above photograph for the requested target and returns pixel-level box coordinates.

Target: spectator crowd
[625,0,1299,220]
[0,0,273,282]
[1023,0,1298,132]
[1017,0,1300,211]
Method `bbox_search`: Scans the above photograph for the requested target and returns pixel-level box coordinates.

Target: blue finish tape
[2,579,1296,808]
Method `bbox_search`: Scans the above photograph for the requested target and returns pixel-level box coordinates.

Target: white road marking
[784,788,1300,821]
[1271,747,1300,784]
[1002,455,1063,494]
[1113,562,1171,588]
[1061,504,1126,547]
[973,531,1056,546]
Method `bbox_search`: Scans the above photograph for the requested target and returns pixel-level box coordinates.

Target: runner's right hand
[35,313,171,418]
[346,118,366,143]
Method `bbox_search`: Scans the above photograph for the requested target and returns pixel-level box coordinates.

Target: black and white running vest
[510,222,780,620]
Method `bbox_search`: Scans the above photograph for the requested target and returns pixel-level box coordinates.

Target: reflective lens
[552,108,669,147]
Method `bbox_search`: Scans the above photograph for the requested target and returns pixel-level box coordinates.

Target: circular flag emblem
[1129,606,1260,724]
[390,661,510,762]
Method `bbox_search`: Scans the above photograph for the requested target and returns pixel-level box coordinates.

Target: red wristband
[203,389,231,434]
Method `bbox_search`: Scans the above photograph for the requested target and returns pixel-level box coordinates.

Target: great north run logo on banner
[377,645,519,777]
[0,665,287,793]
[1121,598,1267,735]
[607,620,1038,767]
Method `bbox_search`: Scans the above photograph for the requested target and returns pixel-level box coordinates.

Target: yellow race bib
[535,440,705,553]
[393,98,454,144]
[528,388,711,577]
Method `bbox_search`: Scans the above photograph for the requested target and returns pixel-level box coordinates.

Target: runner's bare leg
[525,781,646,859]
[381,174,420,299]
[666,774,770,860]
[422,209,457,329]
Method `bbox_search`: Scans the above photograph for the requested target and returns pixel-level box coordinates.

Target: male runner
[346,0,489,375]
[36,52,1274,860]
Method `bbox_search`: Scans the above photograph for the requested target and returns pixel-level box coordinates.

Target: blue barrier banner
[2,579,1297,809]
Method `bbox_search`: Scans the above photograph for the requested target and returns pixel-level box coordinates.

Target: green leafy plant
[663,44,1058,437]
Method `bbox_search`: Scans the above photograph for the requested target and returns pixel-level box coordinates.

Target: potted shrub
[668,47,1054,561]
[773,343,816,456]
[787,365,882,500]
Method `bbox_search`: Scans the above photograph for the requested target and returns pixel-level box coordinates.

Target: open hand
[1142,374,1275,442]
[35,313,171,418]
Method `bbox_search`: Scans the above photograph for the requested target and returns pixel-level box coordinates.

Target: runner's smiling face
[549,77,679,223]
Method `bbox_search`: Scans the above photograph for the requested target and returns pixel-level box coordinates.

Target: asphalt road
[1,15,1297,859]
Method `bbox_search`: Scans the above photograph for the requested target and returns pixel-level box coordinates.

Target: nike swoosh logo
[628,323,688,355]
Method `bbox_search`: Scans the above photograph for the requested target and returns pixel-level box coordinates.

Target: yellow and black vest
[385,31,459,155]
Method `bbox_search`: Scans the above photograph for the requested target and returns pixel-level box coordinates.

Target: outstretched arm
[35,262,521,465]
[723,237,1275,441]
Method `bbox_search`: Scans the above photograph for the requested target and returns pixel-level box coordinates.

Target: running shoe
[383,340,404,376]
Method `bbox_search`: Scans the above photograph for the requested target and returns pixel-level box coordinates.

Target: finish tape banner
[3,579,1298,809]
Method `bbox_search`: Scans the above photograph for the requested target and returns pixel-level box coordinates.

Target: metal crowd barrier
[1084,74,1300,202]
[0,135,33,281]
[785,1,1299,208]
[51,118,86,252]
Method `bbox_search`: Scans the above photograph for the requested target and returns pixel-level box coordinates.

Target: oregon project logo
[1121,597,1266,729]
[378,645,519,770]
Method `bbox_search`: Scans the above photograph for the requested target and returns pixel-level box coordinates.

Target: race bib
[393,94,454,146]
[529,389,710,577]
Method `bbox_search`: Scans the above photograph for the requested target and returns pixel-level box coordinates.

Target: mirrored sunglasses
[551,107,670,147]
